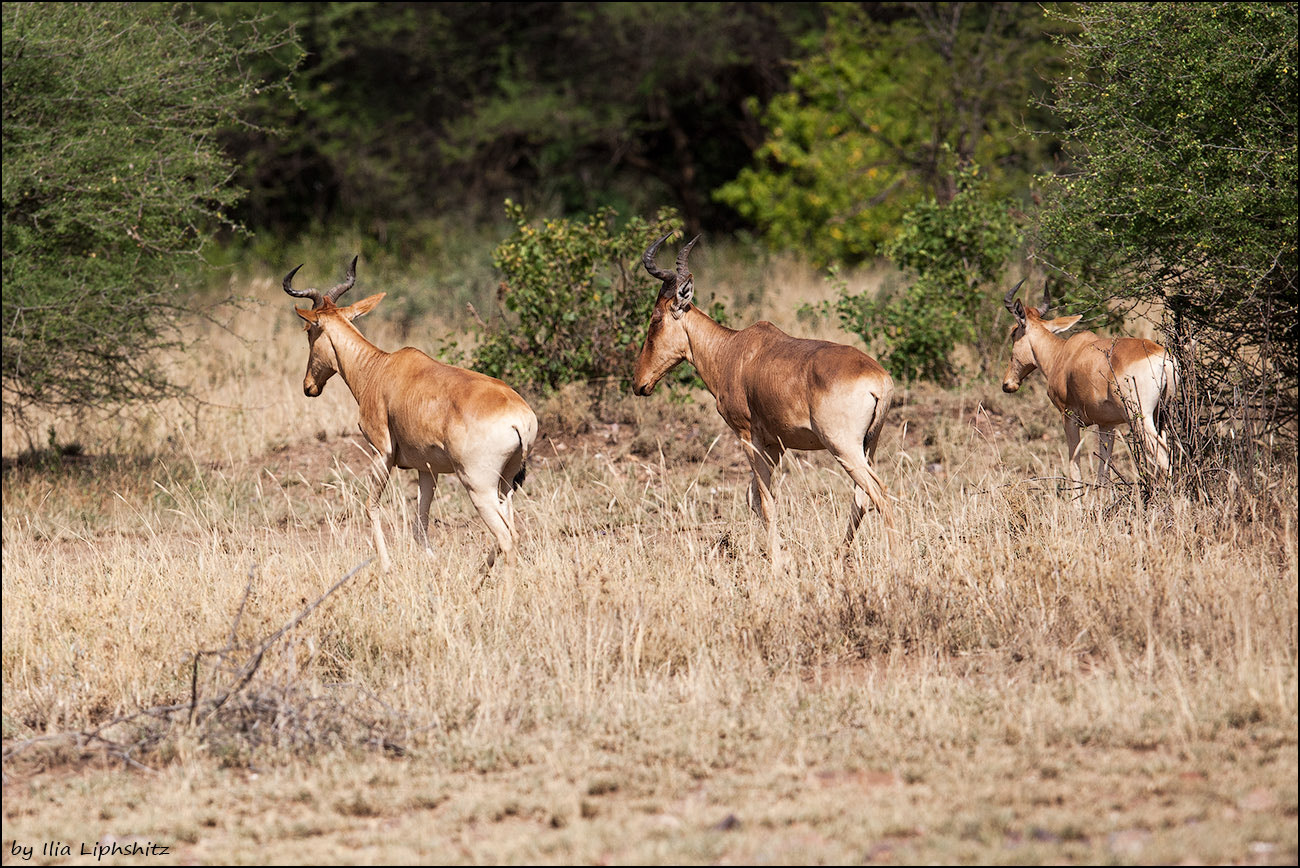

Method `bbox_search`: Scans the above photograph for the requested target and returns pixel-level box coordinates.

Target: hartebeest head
[1001,279,1081,393]
[283,256,385,397]
[633,232,700,396]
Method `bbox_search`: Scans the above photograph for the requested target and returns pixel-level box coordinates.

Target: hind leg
[1123,371,1173,483]
[817,398,896,557]
[828,445,896,557]
[414,470,437,552]
[842,485,872,550]
[497,472,520,544]
[463,481,515,568]
[1135,418,1171,482]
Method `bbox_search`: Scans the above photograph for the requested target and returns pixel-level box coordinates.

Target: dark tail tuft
[1154,399,1170,437]
[1155,358,1178,437]
[510,423,528,491]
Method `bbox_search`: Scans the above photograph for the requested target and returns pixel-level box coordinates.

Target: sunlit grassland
[2,259,1296,865]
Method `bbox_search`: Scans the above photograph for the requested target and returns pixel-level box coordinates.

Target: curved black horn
[283,264,324,307]
[1003,278,1026,314]
[675,235,700,274]
[1038,281,1051,317]
[325,255,358,304]
[643,233,675,281]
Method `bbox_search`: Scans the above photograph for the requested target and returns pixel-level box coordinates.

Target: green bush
[1036,2,1297,445]
[1,3,296,424]
[714,3,1065,266]
[472,202,722,393]
[817,163,1022,383]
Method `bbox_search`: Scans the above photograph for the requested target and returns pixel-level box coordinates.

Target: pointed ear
[1012,298,1027,326]
[342,292,386,321]
[1044,314,1082,334]
[296,307,319,325]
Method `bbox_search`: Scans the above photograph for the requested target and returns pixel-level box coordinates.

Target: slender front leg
[742,437,784,570]
[367,453,395,571]
[1063,416,1086,495]
[1096,427,1116,486]
[414,470,437,552]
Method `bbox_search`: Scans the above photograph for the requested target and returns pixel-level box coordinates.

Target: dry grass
[2,267,1296,865]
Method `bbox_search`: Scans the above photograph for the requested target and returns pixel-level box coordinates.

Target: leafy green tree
[822,163,1022,382]
[1036,2,1297,440]
[473,202,719,393]
[715,2,1066,265]
[2,3,296,425]
[202,2,821,239]
[438,3,822,234]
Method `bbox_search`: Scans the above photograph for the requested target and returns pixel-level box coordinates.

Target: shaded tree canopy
[213,1,826,239]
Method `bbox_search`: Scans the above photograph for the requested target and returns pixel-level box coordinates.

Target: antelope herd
[285,240,1177,571]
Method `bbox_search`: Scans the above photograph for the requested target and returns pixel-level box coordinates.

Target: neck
[680,306,738,397]
[1026,321,1067,379]
[326,319,388,402]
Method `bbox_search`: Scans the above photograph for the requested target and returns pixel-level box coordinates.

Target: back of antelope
[285,257,538,570]
[1001,279,1178,489]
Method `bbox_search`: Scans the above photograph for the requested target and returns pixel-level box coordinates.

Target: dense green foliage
[819,164,1022,382]
[5,2,1296,426]
[472,203,701,392]
[715,2,1066,265]
[1037,2,1298,432]
[210,1,822,239]
[1,3,296,422]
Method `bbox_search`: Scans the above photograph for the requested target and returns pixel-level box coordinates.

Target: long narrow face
[633,294,691,396]
[1001,320,1038,393]
[633,232,698,396]
[283,258,361,398]
[1000,296,1082,393]
[297,312,339,397]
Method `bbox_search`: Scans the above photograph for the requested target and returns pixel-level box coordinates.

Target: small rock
[712,813,741,831]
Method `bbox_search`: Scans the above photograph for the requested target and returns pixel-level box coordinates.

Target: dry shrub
[2,560,408,773]
[534,381,597,437]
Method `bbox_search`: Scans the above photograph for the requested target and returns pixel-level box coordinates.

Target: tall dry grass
[2,261,1295,864]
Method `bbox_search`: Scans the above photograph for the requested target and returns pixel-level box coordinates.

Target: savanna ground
[2,260,1296,865]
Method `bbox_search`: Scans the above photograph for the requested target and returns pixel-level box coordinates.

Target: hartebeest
[633,233,896,568]
[1001,280,1178,488]
[284,257,538,570]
